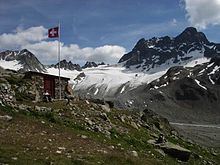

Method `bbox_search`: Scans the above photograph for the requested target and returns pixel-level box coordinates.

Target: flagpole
[58,22,61,100]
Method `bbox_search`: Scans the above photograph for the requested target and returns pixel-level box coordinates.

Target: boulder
[100,104,111,113]
[141,108,171,132]
[130,150,138,157]
[147,139,191,162]
[160,142,191,162]
[0,115,12,121]
[130,121,139,130]
[99,113,110,122]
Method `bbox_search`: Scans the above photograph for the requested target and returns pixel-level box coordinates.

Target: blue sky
[1,0,220,65]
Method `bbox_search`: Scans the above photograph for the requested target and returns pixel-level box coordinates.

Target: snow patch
[199,69,205,74]
[204,44,215,49]
[127,100,134,105]
[207,62,214,68]
[94,88,99,95]
[187,72,193,78]
[148,45,155,48]
[174,71,181,76]
[195,79,207,90]
[173,77,179,80]
[185,57,209,67]
[198,68,206,76]
[208,66,220,75]
[209,76,215,85]
[120,85,126,94]
[0,60,22,70]
[160,82,169,87]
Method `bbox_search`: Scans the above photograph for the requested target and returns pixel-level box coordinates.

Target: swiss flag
[48,27,59,38]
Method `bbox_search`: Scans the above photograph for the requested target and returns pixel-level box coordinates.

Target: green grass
[0,103,220,165]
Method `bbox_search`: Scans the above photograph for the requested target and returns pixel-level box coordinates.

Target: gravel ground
[170,123,220,147]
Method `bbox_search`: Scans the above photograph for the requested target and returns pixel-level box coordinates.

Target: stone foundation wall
[31,75,44,101]
[0,83,16,105]
[54,79,68,99]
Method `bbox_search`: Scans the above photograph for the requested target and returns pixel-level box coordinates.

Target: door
[44,76,55,98]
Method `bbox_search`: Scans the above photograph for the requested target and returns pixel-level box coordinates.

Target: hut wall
[54,78,68,99]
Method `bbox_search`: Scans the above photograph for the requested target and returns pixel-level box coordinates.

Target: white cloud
[183,0,220,29]
[0,26,47,49]
[0,26,126,65]
[24,42,126,64]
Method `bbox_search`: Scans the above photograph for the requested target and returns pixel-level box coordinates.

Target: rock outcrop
[82,61,105,69]
[50,59,82,71]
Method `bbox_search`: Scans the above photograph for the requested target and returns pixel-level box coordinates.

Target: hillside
[114,57,220,148]
[0,68,219,164]
[115,57,220,124]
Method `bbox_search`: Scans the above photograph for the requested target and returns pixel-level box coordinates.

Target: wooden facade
[24,71,70,101]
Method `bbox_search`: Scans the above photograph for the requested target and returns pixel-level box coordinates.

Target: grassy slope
[0,100,219,165]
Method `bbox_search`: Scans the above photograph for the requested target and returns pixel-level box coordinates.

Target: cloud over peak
[183,0,220,29]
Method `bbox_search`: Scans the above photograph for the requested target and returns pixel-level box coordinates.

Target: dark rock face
[82,61,98,69]
[74,72,86,81]
[175,27,208,44]
[141,108,171,132]
[114,57,220,124]
[210,56,220,65]
[118,27,220,71]
[82,61,105,69]
[50,59,82,71]
[0,49,46,73]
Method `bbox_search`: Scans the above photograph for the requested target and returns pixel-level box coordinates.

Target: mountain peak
[119,27,220,72]
[82,61,98,69]
[0,49,46,72]
[175,27,209,44]
[50,59,82,71]
[183,27,198,34]
[21,49,29,53]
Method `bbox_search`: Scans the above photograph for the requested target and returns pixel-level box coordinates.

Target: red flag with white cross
[48,27,59,38]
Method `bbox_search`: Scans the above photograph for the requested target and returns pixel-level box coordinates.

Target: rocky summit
[82,61,105,69]
[50,59,82,71]
[119,27,220,72]
[0,49,46,73]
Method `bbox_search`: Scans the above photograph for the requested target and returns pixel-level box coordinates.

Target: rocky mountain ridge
[0,49,105,72]
[119,27,220,72]
[0,49,46,72]
[50,60,105,70]
[82,61,105,69]
[50,59,82,71]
